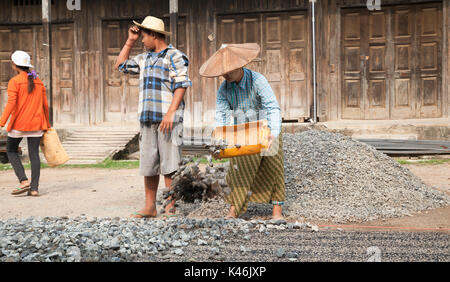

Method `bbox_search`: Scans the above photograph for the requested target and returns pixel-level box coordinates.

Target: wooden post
[42,0,53,125]
[170,0,178,48]
[310,0,317,123]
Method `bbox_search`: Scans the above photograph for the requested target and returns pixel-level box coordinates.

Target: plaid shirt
[118,44,192,123]
[215,68,282,137]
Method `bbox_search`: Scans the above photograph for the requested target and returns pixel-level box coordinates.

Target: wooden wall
[445,0,449,118]
[0,0,448,128]
[318,0,447,121]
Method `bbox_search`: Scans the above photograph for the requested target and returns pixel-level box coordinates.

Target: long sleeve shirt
[0,72,50,132]
[215,68,281,137]
[118,44,192,123]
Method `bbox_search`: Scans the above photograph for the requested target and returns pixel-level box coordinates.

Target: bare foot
[272,205,284,220]
[130,207,157,218]
[226,206,237,219]
[164,197,176,215]
[28,191,39,197]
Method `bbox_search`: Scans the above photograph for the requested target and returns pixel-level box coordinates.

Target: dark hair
[17,65,35,94]
[142,28,166,40]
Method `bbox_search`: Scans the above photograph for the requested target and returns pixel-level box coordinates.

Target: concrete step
[64,147,114,151]
[68,134,136,138]
[65,151,121,156]
[64,149,124,154]
[65,147,115,152]
[67,153,110,157]
[69,133,137,137]
[67,133,136,137]
[61,144,126,148]
[59,126,138,164]
[65,137,133,141]
[63,141,131,145]
[72,131,138,134]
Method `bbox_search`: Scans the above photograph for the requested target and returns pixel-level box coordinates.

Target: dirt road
[0,163,449,231]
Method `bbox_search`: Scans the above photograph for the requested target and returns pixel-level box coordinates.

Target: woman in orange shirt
[0,50,51,197]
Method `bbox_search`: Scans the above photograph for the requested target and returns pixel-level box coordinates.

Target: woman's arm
[0,80,19,127]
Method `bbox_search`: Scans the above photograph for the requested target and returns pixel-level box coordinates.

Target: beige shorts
[139,122,183,177]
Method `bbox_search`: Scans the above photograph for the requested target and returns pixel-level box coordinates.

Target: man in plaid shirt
[115,16,191,219]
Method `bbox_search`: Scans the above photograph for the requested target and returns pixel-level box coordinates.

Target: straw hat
[11,50,33,68]
[133,16,172,36]
[199,43,260,77]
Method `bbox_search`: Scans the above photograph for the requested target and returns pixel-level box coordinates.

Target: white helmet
[11,50,34,68]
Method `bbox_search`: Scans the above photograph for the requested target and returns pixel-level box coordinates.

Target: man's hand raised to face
[128,25,140,43]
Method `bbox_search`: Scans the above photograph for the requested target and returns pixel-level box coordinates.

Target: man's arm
[114,25,140,70]
[159,87,186,134]
[159,50,192,134]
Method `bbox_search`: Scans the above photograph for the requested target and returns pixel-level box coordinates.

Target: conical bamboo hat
[199,43,260,77]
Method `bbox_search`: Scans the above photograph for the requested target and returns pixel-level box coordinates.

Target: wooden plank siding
[445,0,449,118]
[0,0,448,128]
[326,0,447,121]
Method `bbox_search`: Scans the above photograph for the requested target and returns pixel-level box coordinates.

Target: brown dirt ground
[0,162,449,233]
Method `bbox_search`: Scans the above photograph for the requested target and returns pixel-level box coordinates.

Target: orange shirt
[0,72,51,132]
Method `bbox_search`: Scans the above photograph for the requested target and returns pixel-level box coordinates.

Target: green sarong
[225,133,285,216]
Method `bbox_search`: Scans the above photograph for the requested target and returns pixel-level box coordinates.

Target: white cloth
[8,129,44,138]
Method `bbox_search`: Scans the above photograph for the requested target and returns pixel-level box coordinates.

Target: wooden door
[341,9,389,120]
[366,10,389,119]
[341,10,364,119]
[0,27,14,111]
[217,10,310,121]
[284,12,309,120]
[416,3,442,118]
[391,6,417,119]
[0,24,75,125]
[102,21,142,123]
[341,3,442,120]
[52,23,76,124]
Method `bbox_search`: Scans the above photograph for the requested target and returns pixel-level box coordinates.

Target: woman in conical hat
[200,43,285,219]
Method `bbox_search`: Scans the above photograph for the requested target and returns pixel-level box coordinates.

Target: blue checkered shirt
[215,68,282,137]
[118,44,192,123]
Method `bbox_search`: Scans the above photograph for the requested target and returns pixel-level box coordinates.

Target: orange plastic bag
[212,120,271,158]
[40,128,69,167]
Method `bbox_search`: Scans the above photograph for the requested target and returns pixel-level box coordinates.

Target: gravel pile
[186,196,230,218]
[183,130,449,223]
[0,216,314,262]
[282,130,450,223]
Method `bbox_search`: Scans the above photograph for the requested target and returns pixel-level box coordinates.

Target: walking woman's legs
[27,137,42,192]
[6,137,28,185]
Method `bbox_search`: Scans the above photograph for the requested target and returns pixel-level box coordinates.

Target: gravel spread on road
[1,216,448,262]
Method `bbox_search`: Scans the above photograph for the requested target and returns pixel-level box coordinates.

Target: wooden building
[0,0,448,131]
